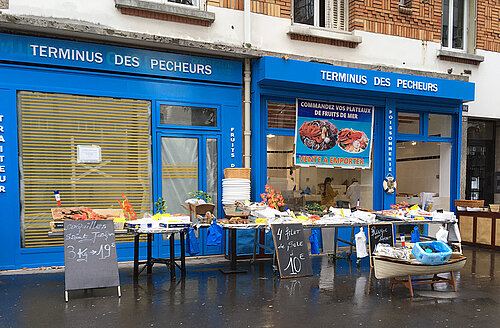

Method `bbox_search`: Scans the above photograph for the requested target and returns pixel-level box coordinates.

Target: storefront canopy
[253,56,475,102]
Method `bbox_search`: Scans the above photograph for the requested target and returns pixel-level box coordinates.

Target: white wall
[4,1,500,119]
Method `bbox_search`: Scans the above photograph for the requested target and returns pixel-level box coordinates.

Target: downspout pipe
[244,0,251,47]
[243,58,251,168]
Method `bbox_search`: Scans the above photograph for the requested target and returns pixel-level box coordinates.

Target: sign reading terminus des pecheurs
[0,33,242,84]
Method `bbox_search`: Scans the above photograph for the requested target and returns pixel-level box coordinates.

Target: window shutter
[326,0,348,31]
[18,91,151,248]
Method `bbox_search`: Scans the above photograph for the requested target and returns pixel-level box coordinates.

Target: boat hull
[373,255,467,279]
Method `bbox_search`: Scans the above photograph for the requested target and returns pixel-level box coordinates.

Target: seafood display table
[127,227,187,281]
[219,219,456,273]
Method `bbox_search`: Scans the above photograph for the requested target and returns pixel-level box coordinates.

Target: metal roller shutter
[18,91,151,248]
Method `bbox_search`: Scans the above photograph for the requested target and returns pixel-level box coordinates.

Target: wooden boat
[373,253,467,279]
[373,253,467,296]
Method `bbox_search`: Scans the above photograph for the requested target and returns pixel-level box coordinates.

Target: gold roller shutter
[18,91,151,248]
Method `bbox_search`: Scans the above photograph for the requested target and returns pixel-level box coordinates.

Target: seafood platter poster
[295,99,374,169]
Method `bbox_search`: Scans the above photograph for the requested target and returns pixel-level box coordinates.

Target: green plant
[189,190,212,203]
[154,197,167,214]
[305,203,326,212]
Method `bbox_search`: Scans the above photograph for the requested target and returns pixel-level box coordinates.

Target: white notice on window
[77,145,102,164]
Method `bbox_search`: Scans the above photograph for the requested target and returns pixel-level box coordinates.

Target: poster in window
[294,98,374,169]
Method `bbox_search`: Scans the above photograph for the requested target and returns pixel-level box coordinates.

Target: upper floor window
[151,0,199,7]
[293,0,348,31]
[442,0,468,50]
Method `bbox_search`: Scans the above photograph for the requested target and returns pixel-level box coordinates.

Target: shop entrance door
[156,133,220,258]
[466,140,495,205]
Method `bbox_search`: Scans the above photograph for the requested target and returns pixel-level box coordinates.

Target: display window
[396,141,452,212]
[396,110,457,213]
[265,101,374,211]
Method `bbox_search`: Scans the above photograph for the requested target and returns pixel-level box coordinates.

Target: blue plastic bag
[186,227,200,255]
[411,226,420,243]
[412,241,452,265]
[309,229,320,254]
[206,219,223,246]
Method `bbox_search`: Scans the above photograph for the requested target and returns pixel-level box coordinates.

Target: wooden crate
[489,204,500,212]
[223,205,250,217]
[223,168,251,179]
[455,199,484,208]
[187,203,215,221]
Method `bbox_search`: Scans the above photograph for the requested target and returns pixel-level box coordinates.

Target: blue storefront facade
[251,57,474,245]
[0,33,475,270]
[0,33,242,270]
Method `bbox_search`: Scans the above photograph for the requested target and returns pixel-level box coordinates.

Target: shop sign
[229,127,236,168]
[0,33,242,84]
[257,57,475,101]
[0,114,5,193]
[386,108,394,173]
[294,99,374,169]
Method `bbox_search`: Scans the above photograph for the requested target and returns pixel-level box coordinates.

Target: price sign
[368,223,394,267]
[272,224,313,278]
[64,220,120,296]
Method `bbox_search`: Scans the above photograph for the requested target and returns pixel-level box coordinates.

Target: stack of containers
[221,168,251,207]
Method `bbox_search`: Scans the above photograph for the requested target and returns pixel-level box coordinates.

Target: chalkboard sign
[272,224,313,278]
[368,223,394,267]
[64,220,120,299]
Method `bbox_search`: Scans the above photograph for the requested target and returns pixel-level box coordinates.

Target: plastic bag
[206,219,223,246]
[436,226,449,243]
[411,226,420,243]
[186,227,200,255]
[373,244,410,260]
[355,228,368,258]
[309,229,320,254]
[448,223,461,243]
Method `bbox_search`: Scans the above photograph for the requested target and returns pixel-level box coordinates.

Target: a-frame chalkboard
[64,220,121,301]
[272,223,313,278]
[368,223,394,267]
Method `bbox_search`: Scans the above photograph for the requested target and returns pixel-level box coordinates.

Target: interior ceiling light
[411,141,417,146]
[267,134,275,138]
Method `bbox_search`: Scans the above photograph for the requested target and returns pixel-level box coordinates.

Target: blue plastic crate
[412,241,452,265]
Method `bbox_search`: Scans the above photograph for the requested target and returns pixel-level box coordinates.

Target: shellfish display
[337,128,369,153]
[298,120,338,151]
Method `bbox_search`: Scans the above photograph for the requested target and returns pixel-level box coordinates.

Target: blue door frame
[0,61,241,269]
[153,131,223,259]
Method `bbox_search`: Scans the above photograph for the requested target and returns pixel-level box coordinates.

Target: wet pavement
[0,246,498,328]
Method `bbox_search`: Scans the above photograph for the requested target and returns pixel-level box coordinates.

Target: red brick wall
[206,0,500,53]
[477,0,500,52]
[349,0,441,42]
[208,0,291,18]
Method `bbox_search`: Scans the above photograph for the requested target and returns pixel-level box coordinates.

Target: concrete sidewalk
[0,247,499,328]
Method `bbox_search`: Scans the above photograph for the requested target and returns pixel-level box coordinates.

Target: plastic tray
[412,241,452,265]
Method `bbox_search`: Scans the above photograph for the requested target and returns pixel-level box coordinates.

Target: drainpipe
[244,0,251,47]
[243,58,251,169]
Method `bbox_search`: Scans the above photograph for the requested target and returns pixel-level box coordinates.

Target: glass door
[156,134,220,257]
[160,136,199,215]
